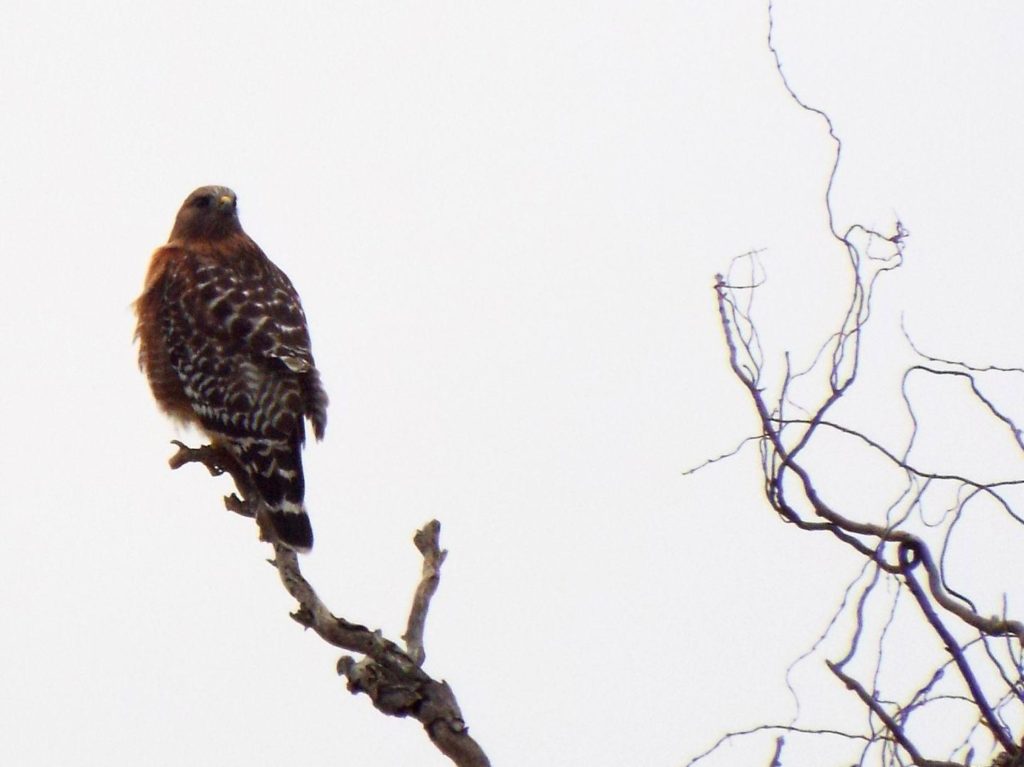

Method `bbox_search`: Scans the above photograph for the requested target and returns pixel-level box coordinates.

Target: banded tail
[237,437,313,552]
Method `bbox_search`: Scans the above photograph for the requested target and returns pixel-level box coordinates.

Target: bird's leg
[168,440,259,519]
[169,440,233,475]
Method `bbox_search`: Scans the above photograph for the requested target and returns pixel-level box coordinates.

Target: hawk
[135,186,328,551]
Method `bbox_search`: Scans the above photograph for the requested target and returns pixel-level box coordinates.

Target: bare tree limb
[899,542,1016,755]
[691,4,1024,765]
[404,520,447,666]
[827,661,960,767]
[170,441,490,767]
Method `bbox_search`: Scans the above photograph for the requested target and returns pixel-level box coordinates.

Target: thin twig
[687,722,872,767]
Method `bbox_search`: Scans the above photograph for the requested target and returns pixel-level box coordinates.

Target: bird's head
[169,185,243,241]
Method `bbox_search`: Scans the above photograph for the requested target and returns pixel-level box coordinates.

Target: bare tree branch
[899,542,1016,755]
[170,441,490,767]
[691,4,1024,766]
[827,661,960,767]
[404,520,447,667]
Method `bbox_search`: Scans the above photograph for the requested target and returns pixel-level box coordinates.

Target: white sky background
[2,2,1023,765]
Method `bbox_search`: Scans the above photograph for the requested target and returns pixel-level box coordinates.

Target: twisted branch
[691,4,1024,764]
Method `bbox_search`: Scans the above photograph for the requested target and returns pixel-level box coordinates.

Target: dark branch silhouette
[689,3,1024,766]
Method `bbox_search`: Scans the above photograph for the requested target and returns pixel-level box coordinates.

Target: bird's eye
[194,195,212,209]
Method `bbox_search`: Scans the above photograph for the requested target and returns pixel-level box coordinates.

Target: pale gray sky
[2,2,1023,765]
